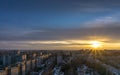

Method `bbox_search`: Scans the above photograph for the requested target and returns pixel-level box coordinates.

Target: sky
[0,0,120,50]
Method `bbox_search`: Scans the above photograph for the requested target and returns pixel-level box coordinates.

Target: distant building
[22,54,27,61]
[0,55,11,68]
[57,55,63,65]
[0,50,27,69]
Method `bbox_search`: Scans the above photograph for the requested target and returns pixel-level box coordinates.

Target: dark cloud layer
[0,0,120,12]
[0,25,120,41]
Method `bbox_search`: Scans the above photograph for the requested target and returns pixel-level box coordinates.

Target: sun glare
[91,41,102,48]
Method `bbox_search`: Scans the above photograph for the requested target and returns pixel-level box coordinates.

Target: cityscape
[0,50,120,75]
[0,0,120,75]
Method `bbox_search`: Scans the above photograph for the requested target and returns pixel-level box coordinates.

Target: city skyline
[0,0,120,50]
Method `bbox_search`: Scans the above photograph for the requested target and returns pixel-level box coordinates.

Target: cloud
[0,25,120,49]
[0,25,120,41]
[83,14,120,27]
[0,40,92,50]
[0,14,120,42]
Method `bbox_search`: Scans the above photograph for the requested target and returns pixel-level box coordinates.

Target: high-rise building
[57,55,63,65]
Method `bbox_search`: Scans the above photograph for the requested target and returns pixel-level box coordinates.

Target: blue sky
[0,0,120,50]
[0,0,118,29]
[0,10,114,29]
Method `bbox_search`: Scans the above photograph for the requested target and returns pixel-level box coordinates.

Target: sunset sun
[90,41,102,49]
